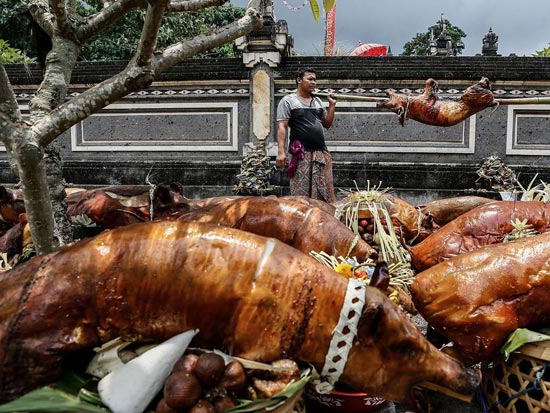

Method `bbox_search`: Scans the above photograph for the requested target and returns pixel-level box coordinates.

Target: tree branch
[77,0,146,42]
[49,0,71,35]
[154,1,262,72]
[136,0,170,66]
[34,64,155,147]
[0,62,21,123]
[34,0,262,147]
[168,0,227,12]
[28,0,56,37]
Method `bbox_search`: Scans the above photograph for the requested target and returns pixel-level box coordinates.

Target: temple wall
[5,56,550,202]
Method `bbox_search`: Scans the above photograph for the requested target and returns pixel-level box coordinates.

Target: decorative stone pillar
[235,0,291,146]
[233,0,292,195]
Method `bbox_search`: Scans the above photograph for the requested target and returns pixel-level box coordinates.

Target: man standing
[276,67,337,203]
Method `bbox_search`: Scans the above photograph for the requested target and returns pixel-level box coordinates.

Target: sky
[230,0,549,57]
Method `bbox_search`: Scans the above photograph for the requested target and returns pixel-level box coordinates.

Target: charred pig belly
[0,221,478,410]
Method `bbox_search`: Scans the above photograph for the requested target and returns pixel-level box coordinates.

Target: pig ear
[369,261,390,292]
[356,302,384,346]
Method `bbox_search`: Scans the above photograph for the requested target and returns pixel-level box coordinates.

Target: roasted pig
[0,221,479,411]
[411,231,550,364]
[176,196,377,262]
[409,201,550,271]
[379,77,497,127]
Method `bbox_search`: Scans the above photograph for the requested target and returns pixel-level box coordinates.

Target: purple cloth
[286,140,305,178]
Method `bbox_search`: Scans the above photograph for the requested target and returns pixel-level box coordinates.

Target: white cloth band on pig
[314,277,366,394]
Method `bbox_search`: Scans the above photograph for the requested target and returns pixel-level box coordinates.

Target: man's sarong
[289,150,335,203]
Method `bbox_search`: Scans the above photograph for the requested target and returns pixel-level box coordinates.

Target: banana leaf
[309,0,320,21]
[0,369,107,413]
[500,328,550,360]
[0,387,107,413]
[323,0,336,13]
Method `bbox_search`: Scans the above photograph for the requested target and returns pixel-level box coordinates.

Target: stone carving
[482,27,499,56]
[427,14,464,56]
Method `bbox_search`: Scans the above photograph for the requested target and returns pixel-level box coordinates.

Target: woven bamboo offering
[482,341,550,413]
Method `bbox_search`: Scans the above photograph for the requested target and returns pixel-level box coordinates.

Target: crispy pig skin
[409,201,550,271]
[176,197,377,262]
[411,231,550,364]
[418,195,495,227]
[379,78,496,127]
[0,221,479,409]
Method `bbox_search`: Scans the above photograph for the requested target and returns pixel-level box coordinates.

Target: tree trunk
[29,37,80,248]
[12,130,56,254]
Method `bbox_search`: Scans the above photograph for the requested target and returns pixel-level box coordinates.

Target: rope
[479,363,547,413]
[313,278,366,394]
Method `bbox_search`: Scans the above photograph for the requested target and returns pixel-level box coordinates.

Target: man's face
[298,72,317,92]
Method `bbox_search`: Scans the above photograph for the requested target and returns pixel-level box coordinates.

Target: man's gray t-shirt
[277,93,328,151]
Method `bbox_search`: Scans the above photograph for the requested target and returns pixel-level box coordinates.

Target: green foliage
[401,18,466,56]
[80,2,246,61]
[309,0,321,21]
[0,0,34,57]
[533,44,550,56]
[0,39,34,63]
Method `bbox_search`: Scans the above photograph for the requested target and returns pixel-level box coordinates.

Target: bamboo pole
[314,92,388,103]
[315,92,550,106]
[495,97,550,105]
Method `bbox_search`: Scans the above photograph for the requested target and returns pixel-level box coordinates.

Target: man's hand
[276,153,287,169]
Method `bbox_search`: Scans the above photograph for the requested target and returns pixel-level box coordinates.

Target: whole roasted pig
[411,231,550,364]
[176,196,377,262]
[417,195,495,227]
[0,221,479,410]
[379,77,497,127]
[409,201,550,271]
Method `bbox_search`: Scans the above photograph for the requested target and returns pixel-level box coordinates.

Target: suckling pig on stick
[411,231,550,365]
[409,201,550,271]
[0,221,479,411]
[379,77,497,127]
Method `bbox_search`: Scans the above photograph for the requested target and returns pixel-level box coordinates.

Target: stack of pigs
[1,183,549,413]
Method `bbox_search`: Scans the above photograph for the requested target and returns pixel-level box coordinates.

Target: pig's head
[378,91,407,126]
[339,286,480,412]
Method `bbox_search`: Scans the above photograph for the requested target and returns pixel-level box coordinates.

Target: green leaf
[0,387,108,413]
[500,328,550,360]
[309,0,321,21]
[323,0,336,13]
